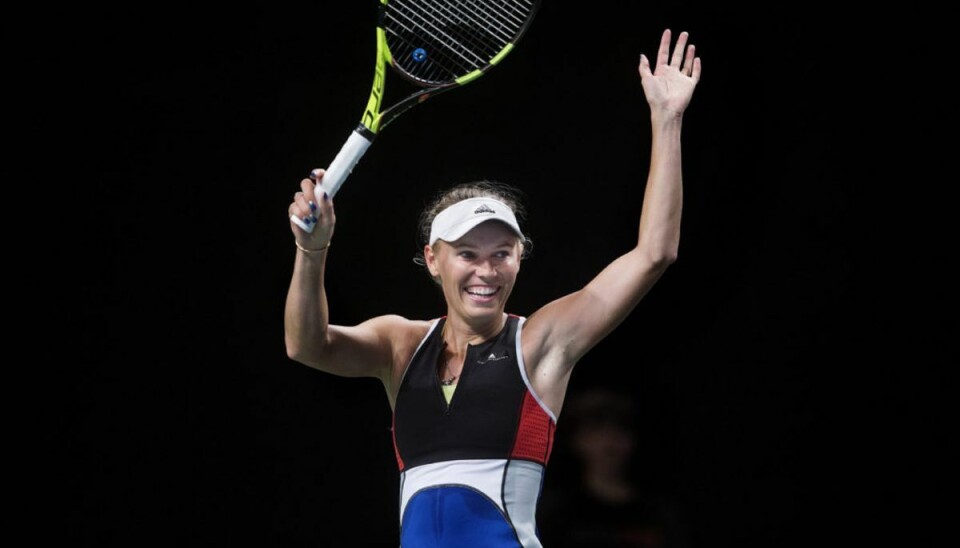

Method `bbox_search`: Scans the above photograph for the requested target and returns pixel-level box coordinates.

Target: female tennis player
[285,28,701,548]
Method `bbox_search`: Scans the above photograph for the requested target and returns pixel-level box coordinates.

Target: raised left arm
[524,29,701,391]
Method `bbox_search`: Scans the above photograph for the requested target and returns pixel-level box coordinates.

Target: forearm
[636,112,684,263]
[560,115,684,359]
[284,249,331,363]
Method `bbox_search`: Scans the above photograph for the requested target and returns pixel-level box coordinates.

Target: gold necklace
[439,321,458,385]
[440,353,459,385]
[440,374,457,386]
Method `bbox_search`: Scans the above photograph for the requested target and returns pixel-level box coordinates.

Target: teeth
[467,287,497,296]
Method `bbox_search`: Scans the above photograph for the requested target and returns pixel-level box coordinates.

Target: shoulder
[362,314,429,330]
[362,314,436,347]
[363,315,443,359]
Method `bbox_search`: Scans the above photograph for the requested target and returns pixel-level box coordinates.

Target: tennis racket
[292,0,541,232]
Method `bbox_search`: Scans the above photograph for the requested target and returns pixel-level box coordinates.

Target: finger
[291,214,313,233]
[289,202,313,231]
[297,181,315,210]
[291,169,327,233]
[293,181,319,226]
[656,29,671,68]
[306,168,325,198]
[289,197,315,229]
[671,31,689,68]
[314,185,335,226]
[683,44,696,75]
[294,189,314,213]
[301,175,329,220]
[691,57,702,83]
[307,168,325,184]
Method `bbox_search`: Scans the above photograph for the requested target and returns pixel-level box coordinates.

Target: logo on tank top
[477,351,509,364]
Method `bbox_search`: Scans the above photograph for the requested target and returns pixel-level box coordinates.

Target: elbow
[284,333,314,364]
[661,249,678,267]
[285,337,304,362]
[649,253,676,276]
[645,247,678,271]
[636,235,678,270]
[285,332,329,367]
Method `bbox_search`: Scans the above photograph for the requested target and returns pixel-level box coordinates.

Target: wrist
[650,110,684,128]
[295,240,331,254]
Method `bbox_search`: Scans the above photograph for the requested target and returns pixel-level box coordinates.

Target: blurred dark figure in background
[537,386,689,547]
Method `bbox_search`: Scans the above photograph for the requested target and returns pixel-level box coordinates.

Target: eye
[458,251,477,260]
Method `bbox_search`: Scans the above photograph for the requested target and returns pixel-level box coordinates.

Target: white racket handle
[291,130,373,233]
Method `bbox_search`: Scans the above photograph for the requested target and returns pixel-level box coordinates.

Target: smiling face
[425,220,523,326]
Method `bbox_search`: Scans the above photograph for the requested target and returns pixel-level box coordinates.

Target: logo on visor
[473,204,496,215]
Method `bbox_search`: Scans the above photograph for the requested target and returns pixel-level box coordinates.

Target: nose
[476,259,498,278]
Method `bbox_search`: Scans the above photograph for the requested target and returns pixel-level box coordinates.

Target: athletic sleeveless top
[392,315,558,547]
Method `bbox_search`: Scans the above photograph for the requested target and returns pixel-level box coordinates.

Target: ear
[425,244,440,278]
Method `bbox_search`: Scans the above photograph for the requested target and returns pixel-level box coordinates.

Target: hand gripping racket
[292,0,541,232]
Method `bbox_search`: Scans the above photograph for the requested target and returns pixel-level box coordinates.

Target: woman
[285,28,701,548]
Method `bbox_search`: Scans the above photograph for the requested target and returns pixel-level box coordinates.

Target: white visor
[429,197,525,246]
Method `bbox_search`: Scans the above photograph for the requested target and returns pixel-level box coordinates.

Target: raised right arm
[284,170,407,381]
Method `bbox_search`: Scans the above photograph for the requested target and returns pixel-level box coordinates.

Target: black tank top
[392,315,555,471]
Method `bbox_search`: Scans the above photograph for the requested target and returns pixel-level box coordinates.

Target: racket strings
[386,6,482,77]
[413,0,529,59]
[412,0,510,75]
[387,4,491,79]
[426,0,515,47]
[386,0,517,79]
[386,0,536,85]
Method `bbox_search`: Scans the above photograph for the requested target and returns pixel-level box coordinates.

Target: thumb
[637,53,652,78]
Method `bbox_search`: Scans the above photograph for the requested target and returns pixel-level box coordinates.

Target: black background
[36,2,947,547]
